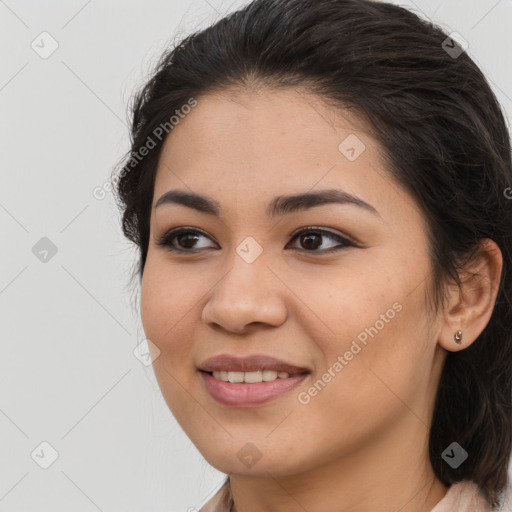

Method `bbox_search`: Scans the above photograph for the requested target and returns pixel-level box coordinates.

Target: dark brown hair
[112,0,512,507]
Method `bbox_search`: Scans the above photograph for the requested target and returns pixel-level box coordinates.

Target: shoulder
[197,477,512,512]
[430,480,494,512]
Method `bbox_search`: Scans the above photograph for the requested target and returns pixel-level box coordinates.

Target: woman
[112,0,512,510]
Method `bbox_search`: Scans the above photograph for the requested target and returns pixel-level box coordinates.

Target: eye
[155,227,218,252]
[287,227,354,253]
[155,226,354,254]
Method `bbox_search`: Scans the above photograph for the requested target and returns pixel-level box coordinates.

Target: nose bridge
[218,232,269,291]
[227,240,268,293]
[201,241,288,332]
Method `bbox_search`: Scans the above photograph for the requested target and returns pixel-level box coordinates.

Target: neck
[228,421,448,512]
[230,469,447,512]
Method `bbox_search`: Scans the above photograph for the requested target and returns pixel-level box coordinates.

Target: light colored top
[430,481,491,511]
[199,479,504,512]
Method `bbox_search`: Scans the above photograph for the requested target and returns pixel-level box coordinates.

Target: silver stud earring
[454,330,463,344]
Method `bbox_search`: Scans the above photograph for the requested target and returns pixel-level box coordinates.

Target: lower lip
[200,371,309,407]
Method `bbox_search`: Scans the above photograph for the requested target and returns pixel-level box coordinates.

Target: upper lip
[198,354,310,375]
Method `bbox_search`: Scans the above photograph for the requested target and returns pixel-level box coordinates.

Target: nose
[201,252,288,335]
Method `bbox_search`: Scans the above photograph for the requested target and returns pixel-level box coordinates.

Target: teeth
[263,370,278,381]
[212,370,292,383]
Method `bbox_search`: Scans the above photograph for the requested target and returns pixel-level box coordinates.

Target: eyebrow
[154,188,380,218]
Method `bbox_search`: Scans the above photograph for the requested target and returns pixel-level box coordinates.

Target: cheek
[140,258,197,342]
[295,306,429,450]
[301,261,431,400]
[140,269,187,387]
[293,261,396,346]
[140,262,200,410]
[140,269,166,341]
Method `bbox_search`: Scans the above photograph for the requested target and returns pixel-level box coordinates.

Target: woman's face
[140,87,447,478]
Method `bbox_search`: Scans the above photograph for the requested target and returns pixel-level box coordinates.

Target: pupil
[302,234,321,250]
[179,234,198,248]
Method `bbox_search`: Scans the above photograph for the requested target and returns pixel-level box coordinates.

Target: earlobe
[438,238,503,352]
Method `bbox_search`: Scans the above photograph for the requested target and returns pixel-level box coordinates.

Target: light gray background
[1,0,511,510]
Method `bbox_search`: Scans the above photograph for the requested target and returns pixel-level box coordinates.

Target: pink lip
[198,353,310,375]
[200,371,309,407]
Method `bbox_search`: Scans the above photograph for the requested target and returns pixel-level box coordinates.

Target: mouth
[197,354,311,407]
[199,370,309,407]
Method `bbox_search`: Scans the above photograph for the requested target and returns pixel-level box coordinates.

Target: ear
[438,238,503,352]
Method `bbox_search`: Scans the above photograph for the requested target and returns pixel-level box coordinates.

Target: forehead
[156,87,383,187]
[152,87,422,230]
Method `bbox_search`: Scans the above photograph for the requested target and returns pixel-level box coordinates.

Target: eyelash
[155,226,355,254]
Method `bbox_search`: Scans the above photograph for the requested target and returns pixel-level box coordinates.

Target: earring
[454,330,463,344]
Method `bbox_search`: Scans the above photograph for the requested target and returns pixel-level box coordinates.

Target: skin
[140,86,502,512]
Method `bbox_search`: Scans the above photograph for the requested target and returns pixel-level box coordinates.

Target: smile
[200,371,309,407]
